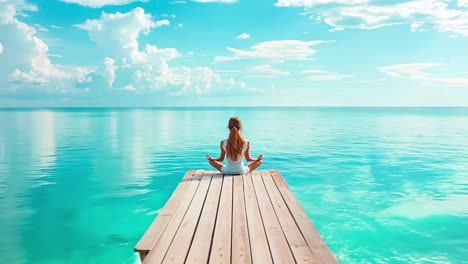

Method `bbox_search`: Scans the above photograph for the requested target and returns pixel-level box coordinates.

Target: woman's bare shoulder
[220,139,227,147]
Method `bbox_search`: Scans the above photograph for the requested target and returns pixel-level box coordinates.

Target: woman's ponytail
[226,118,244,160]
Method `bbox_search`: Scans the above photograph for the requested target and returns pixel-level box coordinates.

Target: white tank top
[222,139,249,163]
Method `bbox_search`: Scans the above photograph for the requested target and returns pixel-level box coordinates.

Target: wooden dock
[134,170,337,263]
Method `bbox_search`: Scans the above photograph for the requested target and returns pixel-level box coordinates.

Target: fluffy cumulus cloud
[165,67,220,95]
[277,0,468,36]
[0,0,87,88]
[76,7,236,95]
[378,63,468,86]
[76,8,171,62]
[60,0,142,8]
[0,2,16,24]
[1,3,239,96]
[214,40,332,63]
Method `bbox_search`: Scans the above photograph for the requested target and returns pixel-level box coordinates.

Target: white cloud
[168,67,220,95]
[132,64,222,95]
[121,84,136,91]
[60,0,142,8]
[50,25,63,29]
[0,1,84,86]
[459,0,468,7]
[378,63,468,86]
[192,0,237,3]
[155,19,170,27]
[277,0,468,36]
[34,23,47,32]
[177,23,183,28]
[247,64,290,78]
[0,0,37,18]
[48,53,63,58]
[0,1,20,24]
[76,8,171,63]
[275,0,368,7]
[214,40,332,63]
[410,21,425,32]
[236,33,250,39]
[103,57,117,87]
[215,69,241,74]
[301,69,353,80]
[1,2,250,97]
[161,14,177,18]
[76,7,242,95]
[348,78,386,83]
[133,65,222,95]
[379,63,439,78]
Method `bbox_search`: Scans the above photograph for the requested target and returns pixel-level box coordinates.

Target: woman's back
[222,139,249,163]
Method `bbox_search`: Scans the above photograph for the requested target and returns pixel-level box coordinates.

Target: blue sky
[0,0,467,106]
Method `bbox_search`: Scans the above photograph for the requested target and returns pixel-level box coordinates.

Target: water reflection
[0,108,467,263]
[109,111,119,153]
[32,111,56,181]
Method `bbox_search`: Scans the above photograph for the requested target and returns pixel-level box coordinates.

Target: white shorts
[221,164,250,175]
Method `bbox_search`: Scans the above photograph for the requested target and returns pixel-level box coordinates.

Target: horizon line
[1,106,468,109]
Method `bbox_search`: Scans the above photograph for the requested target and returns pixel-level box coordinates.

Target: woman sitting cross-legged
[206,117,263,174]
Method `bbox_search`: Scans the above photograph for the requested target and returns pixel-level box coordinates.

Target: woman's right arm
[210,140,225,161]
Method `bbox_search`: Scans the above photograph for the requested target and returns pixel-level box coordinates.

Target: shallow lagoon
[0,107,467,263]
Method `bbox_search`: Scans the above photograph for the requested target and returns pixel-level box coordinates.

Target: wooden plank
[270,170,337,264]
[243,172,272,264]
[260,170,318,264]
[232,174,252,264]
[209,174,233,263]
[143,170,205,264]
[184,173,223,263]
[134,170,196,257]
[250,171,295,263]
[162,172,214,263]
[135,169,336,264]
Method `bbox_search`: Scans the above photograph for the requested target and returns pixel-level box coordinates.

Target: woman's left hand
[206,155,212,161]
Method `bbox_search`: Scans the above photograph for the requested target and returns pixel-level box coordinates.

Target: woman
[206,117,263,174]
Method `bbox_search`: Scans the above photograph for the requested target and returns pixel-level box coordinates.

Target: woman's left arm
[244,142,262,162]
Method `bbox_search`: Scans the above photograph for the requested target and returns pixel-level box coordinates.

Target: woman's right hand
[206,155,212,161]
[257,154,263,161]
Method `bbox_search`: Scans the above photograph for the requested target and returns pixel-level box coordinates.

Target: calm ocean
[0,107,467,263]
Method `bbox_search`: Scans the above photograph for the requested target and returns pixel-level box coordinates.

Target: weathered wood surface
[135,170,337,264]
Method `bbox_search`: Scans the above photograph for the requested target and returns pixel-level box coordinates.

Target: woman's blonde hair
[226,117,245,160]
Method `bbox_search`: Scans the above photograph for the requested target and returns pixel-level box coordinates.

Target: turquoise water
[0,108,467,264]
